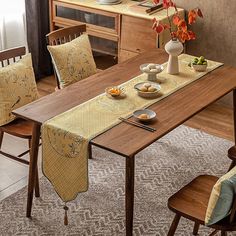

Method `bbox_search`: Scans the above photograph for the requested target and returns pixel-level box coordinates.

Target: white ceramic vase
[165,39,183,75]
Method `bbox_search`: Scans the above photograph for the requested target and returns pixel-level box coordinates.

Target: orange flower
[175,29,196,43]
[153,0,160,4]
[178,20,187,32]
[163,0,176,9]
[152,0,203,43]
[172,15,180,25]
[188,10,197,25]
[152,18,165,34]
[197,8,203,18]
[187,30,196,40]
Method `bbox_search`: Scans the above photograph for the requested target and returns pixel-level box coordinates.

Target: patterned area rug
[0,126,234,236]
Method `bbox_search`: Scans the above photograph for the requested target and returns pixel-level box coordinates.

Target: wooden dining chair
[228,146,236,170]
[167,175,236,236]
[46,24,87,90]
[0,46,40,197]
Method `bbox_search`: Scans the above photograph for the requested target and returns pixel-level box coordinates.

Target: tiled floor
[0,133,42,201]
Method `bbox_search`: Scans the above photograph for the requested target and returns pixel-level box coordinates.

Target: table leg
[233,89,236,143]
[26,123,41,218]
[125,156,135,236]
[88,143,92,159]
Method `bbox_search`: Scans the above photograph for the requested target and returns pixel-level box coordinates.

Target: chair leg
[209,230,219,236]
[0,131,4,149]
[167,214,181,236]
[35,168,40,197]
[193,222,200,235]
[221,231,227,236]
[88,143,92,160]
[228,160,236,171]
[29,139,40,198]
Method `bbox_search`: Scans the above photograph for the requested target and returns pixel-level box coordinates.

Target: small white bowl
[105,86,125,98]
[133,109,156,122]
[134,82,161,98]
[192,63,207,72]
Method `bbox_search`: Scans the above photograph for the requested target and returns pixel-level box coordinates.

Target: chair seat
[228,146,236,161]
[0,119,33,139]
[168,175,218,224]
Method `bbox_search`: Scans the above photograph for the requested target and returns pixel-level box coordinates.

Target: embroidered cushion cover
[0,54,39,126]
[47,34,97,88]
[205,166,236,225]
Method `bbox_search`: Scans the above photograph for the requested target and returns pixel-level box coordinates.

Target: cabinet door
[120,15,157,54]
[52,1,119,35]
[89,35,118,57]
[52,24,118,57]
[51,1,120,57]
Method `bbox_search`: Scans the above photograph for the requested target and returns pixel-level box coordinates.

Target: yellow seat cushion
[47,34,97,88]
[205,166,236,226]
[0,54,39,126]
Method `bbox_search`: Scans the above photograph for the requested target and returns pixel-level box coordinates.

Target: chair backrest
[0,46,26,67]
[46,24,86,46]
[46,25,87,89]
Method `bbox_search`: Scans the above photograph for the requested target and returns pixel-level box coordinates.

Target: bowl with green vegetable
[190,56,208,72]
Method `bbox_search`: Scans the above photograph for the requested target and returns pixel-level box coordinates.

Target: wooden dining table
[13,49,236,236]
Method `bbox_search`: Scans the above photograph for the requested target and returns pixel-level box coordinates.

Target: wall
[175,0,236,107]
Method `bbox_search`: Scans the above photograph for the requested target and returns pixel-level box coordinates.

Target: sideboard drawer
[120,15,157,54]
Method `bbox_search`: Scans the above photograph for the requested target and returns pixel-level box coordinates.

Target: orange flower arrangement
[152,0,203,43]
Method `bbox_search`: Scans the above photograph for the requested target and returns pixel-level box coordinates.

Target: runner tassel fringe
[64,204,69,225]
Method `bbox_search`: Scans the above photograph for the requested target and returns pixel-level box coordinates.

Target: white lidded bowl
[133,109,156,122]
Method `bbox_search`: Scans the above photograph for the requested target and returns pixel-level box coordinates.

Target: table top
[13,49,236,157]
[55,0,184,20]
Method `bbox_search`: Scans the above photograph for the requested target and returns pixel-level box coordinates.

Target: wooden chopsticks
[119,117,156,132]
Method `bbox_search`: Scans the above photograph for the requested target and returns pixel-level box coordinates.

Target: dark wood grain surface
[13,49,236,157]
[92,65,236,157]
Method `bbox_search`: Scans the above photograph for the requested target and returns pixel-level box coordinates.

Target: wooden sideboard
[49,0,184,63]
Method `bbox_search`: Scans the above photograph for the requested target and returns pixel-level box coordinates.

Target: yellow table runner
[42,54,223,202]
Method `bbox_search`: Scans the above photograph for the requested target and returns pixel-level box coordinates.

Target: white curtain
[0,0,27,50]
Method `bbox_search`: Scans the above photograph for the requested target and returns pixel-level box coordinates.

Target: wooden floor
[0,73,234,201]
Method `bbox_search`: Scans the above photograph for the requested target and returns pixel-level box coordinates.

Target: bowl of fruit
[134,82,161,98]
[105,87,125,98]
[191,56,208,72]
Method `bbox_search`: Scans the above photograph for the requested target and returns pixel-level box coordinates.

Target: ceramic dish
[97,0,122,5]
[140,63,164,82]
[134,82,161,98]
[192,63,208,72]
[105,86,125,98]
[133,109,156,122]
